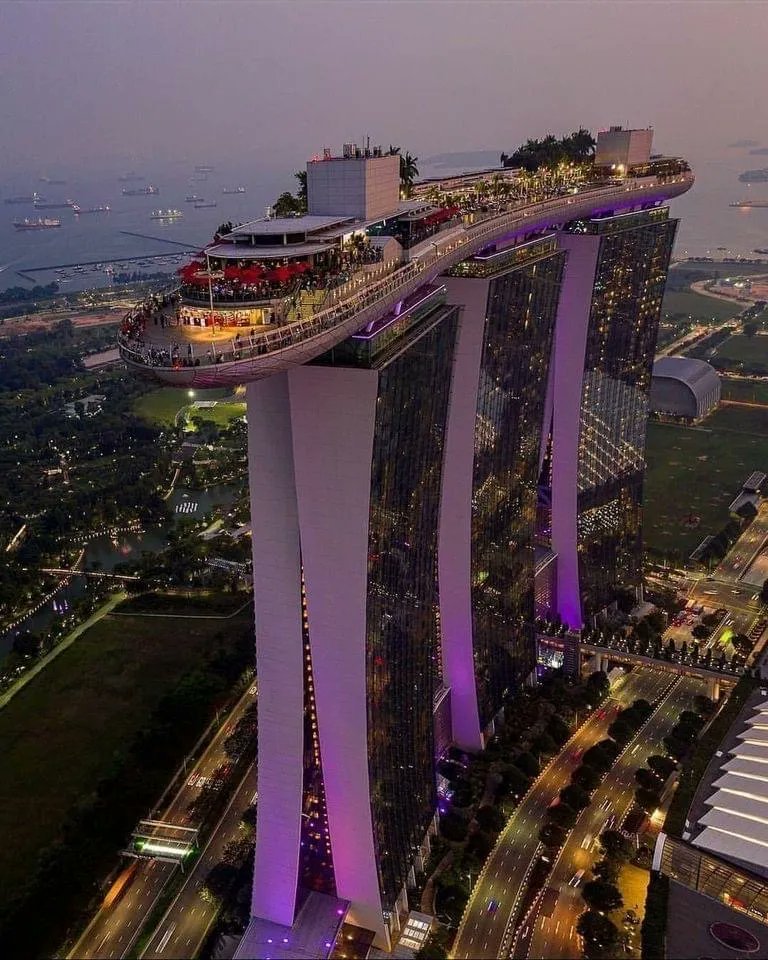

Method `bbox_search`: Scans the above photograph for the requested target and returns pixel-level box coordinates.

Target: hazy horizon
[1,0,766,178]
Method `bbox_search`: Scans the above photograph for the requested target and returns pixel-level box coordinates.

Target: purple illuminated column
[437,278,488,751]
[246,374,305,927]
[288,365,388,949]
[549,233,601,629]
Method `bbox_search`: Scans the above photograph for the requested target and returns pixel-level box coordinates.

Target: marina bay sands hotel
[119,126,693,955]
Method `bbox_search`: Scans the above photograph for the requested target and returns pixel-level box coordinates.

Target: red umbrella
[241,264,265,283]
[266,265,292,283]
[224,265,242,281]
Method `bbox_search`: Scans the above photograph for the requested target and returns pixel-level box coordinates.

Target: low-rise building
[650,356,721,421]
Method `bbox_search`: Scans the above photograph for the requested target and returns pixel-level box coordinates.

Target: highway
[142,764,258,959]
[517,674,707,960]
[68,683,257,960]
[450,668,672,960]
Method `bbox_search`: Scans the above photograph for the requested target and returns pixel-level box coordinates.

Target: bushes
[581,879,623,913]
[577,910,621,959]
[640,873,669,959]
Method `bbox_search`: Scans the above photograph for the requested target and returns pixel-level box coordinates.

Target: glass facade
[470,249,566,728]
[568,208,677,617]
[364,304,458,910]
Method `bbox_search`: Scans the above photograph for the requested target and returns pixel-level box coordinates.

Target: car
[487,899,499,914]
[572,749,583,763]
[569,869,586,887]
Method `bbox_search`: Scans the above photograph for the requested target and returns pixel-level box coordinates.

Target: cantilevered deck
[118,172,693,387]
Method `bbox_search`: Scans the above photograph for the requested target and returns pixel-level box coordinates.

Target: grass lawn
[0,610,249,896]
[644,417,768,559]
[115,590,249,616]
[134,387,228,426]
[721,378,768,404]
[662,290,741,324]
[712,333,768,372]
[194,401,246,427]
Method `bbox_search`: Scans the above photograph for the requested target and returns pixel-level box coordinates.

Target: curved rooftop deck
[119,171,693,387]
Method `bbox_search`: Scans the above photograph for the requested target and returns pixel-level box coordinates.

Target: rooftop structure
[693,697,768,874]
[650,355,721,421]
[594,125,654,171]
[306,147,400,219]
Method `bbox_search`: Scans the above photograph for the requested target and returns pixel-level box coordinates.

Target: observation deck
[118,170,693,388]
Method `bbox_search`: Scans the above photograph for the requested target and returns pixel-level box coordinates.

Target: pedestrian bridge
[125,819,199,863]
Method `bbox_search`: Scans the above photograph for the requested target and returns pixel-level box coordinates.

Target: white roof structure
[693,699,768,870]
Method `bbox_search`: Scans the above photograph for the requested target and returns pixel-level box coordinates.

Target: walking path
[0,592,126,711]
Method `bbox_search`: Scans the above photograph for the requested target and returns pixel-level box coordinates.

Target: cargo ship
[122,185,159,196]
[194,200,217,208]
[13,217,62,230]
[730,199,768,208]
[222,186,246,194]
[194,165,214,173]
[739,168,768,183]
[118,173,144,182]
[73,204,111,214]
[185,195,201,203]
[39,177,67,185]
[34,199,76,209]
[150,209,183,220]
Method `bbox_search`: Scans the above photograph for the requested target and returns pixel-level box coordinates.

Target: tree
[731,633,752,656]
[532,731,558,757]
[475,805,505,834]
[294,170,308,206]
[572,764,601,792]
[499,764,530,800]
[539,822,566,848]
[515,752,540,778]
[586,670,610,701]
[399,152,419,198]
[599,830,633,862]
[577,910,621,960]
[692,624,711,640]
[272,191,303,217]
[547,714,571,746]
[635,787,661,813]
[583,744,613,773]
[559,783,591,811]
[201,861,239,905]
[608,717,633,745]
[635,768,662,791]
[592,857,620,883]
[548,802,577,830]
[439,812,468,842]
[647,754,677,780]
[581,879,624,912]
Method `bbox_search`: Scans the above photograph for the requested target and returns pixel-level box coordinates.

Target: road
[68,683,257,960]
[142,764,258,959]
[450,668,672,960]
[518,674,708,960]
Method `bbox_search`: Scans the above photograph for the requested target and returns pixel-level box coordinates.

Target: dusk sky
[1,0,766,175]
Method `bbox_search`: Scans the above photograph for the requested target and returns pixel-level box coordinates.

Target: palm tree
[399,151,419,198]
[294,170,307,209]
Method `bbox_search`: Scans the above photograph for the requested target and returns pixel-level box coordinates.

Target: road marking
[156,923,176,954]
[97,934,109,950]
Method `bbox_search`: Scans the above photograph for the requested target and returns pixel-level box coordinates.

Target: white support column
[550,233,601,629]
[438,278,488,751]
[288,365,388,949]
[246,375,305,927]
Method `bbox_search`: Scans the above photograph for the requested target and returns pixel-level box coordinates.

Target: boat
[4,193,39,205]
[185,195,201,203]
[754,248,768,255]
[739,168,768,183]
[730,199,768,208]
[150,209,183,220]
[39,177,67,185]
[222,186,246,194]
[34,199,75,209]
[13,218,62,230]
[195,165,214,173]
[118,173,144,182]
[194,200,217,208]
[73,204,111,214]
[122,185,159,196]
